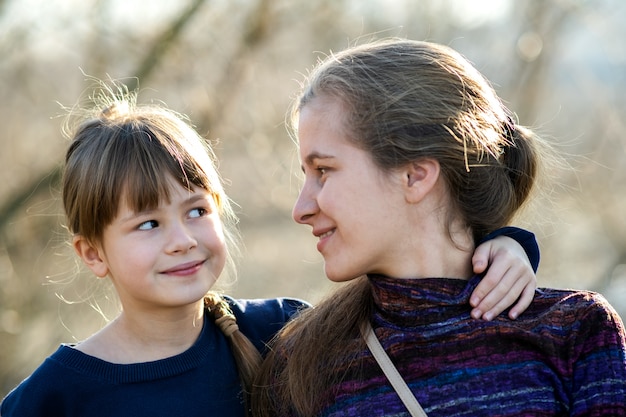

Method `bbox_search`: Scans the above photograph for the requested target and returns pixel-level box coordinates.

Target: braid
[206,294,240,337]
[204,293,263,401]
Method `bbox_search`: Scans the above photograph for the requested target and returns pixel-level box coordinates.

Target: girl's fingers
[507,282,536,319]
[470,235,537,320]
[471,264,535,320]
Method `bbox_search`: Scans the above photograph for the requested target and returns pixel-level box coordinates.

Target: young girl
[1,84,539,417]
[1,90,306,416]
[253,39,626,416]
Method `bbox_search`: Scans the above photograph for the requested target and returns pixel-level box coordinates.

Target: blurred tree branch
[509,0,568,124]
[0,0,208,234]
[126,0,208,92]
[0,166,63,233]
[196,0,274,133]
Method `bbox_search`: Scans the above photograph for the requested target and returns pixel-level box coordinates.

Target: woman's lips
[315,229,334,252]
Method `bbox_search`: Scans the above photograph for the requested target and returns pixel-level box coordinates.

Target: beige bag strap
[360,321,428,417]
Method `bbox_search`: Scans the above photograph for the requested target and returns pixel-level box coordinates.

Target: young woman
[1,84,538,416]
[253,39,626,416]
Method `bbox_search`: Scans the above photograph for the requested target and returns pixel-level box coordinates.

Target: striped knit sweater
[320,275,626,416]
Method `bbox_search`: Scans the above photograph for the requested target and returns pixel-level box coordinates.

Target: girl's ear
[404,158,441,203]
[73,235,109,278]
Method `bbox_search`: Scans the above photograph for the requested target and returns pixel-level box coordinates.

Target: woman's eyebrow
[301,152,334,171]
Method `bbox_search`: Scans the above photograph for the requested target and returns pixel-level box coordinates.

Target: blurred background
[1,0,625,396]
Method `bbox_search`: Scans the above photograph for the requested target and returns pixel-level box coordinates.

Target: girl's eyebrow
[184,193,212,205]
[118,208,156,225]
[118,191,212,223]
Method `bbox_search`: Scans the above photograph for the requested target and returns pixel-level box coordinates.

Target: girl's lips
[161,260,205,276]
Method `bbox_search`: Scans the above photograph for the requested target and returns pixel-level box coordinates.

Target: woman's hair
[253,39,543,416]
[294,38,540,243]
[62,83,261,397]
[253,278,373,416]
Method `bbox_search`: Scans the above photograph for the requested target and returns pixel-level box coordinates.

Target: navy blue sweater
[0,297,307,417]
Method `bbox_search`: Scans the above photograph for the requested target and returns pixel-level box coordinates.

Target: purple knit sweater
[319,275,626,416]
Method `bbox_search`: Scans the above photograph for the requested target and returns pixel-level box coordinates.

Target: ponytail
[501,119,539,212]
[204,293,262,402]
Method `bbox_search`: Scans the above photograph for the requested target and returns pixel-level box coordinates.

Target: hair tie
[503,115,516,143]
[204,294,240,338]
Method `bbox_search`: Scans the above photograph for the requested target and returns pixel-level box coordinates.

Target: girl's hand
[470,236,536,321]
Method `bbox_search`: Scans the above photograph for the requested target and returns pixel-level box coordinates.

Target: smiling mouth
[163,260,205,275]
[319,230,334,239]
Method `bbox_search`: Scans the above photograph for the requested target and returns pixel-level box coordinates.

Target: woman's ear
[404,158,441,203]
[73,235,109,278]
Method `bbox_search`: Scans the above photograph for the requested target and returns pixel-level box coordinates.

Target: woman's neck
[384,229,474,280]
[385,189,475,279]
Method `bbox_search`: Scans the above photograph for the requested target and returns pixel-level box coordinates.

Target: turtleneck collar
[368,274,481,328]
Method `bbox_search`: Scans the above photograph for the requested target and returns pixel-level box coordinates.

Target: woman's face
[292,95,416,282]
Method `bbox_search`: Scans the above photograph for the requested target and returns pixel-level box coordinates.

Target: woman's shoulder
[535,287,616,312]
[531,287,624,333]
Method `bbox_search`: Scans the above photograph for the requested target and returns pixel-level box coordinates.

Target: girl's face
[77,178,226,313]
[292,95,416,282]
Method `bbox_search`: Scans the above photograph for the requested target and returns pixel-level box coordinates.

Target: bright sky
[446,0,512,27]
[346,0,512,29]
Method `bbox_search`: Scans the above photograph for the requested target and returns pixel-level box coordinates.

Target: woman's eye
[189,208,207,218]
[317,167,328,175]
[138,220,158,230]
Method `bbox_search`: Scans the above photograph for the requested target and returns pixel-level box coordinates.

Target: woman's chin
[324,266,360,283]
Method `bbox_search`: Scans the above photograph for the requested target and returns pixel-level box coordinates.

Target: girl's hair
[62,84,261,397]
[253,39,544,416]
[204,293,262,400]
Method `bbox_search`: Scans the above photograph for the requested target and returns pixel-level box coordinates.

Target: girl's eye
[189,207,207,218]
[317,167,328,176]
[138,220,158,230]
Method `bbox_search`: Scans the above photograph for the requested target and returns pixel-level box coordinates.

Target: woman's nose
[292,181,319,225]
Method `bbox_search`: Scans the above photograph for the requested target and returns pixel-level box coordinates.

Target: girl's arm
[470,227,539,321]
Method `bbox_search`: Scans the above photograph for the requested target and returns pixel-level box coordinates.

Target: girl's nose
[166,223,198,253]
